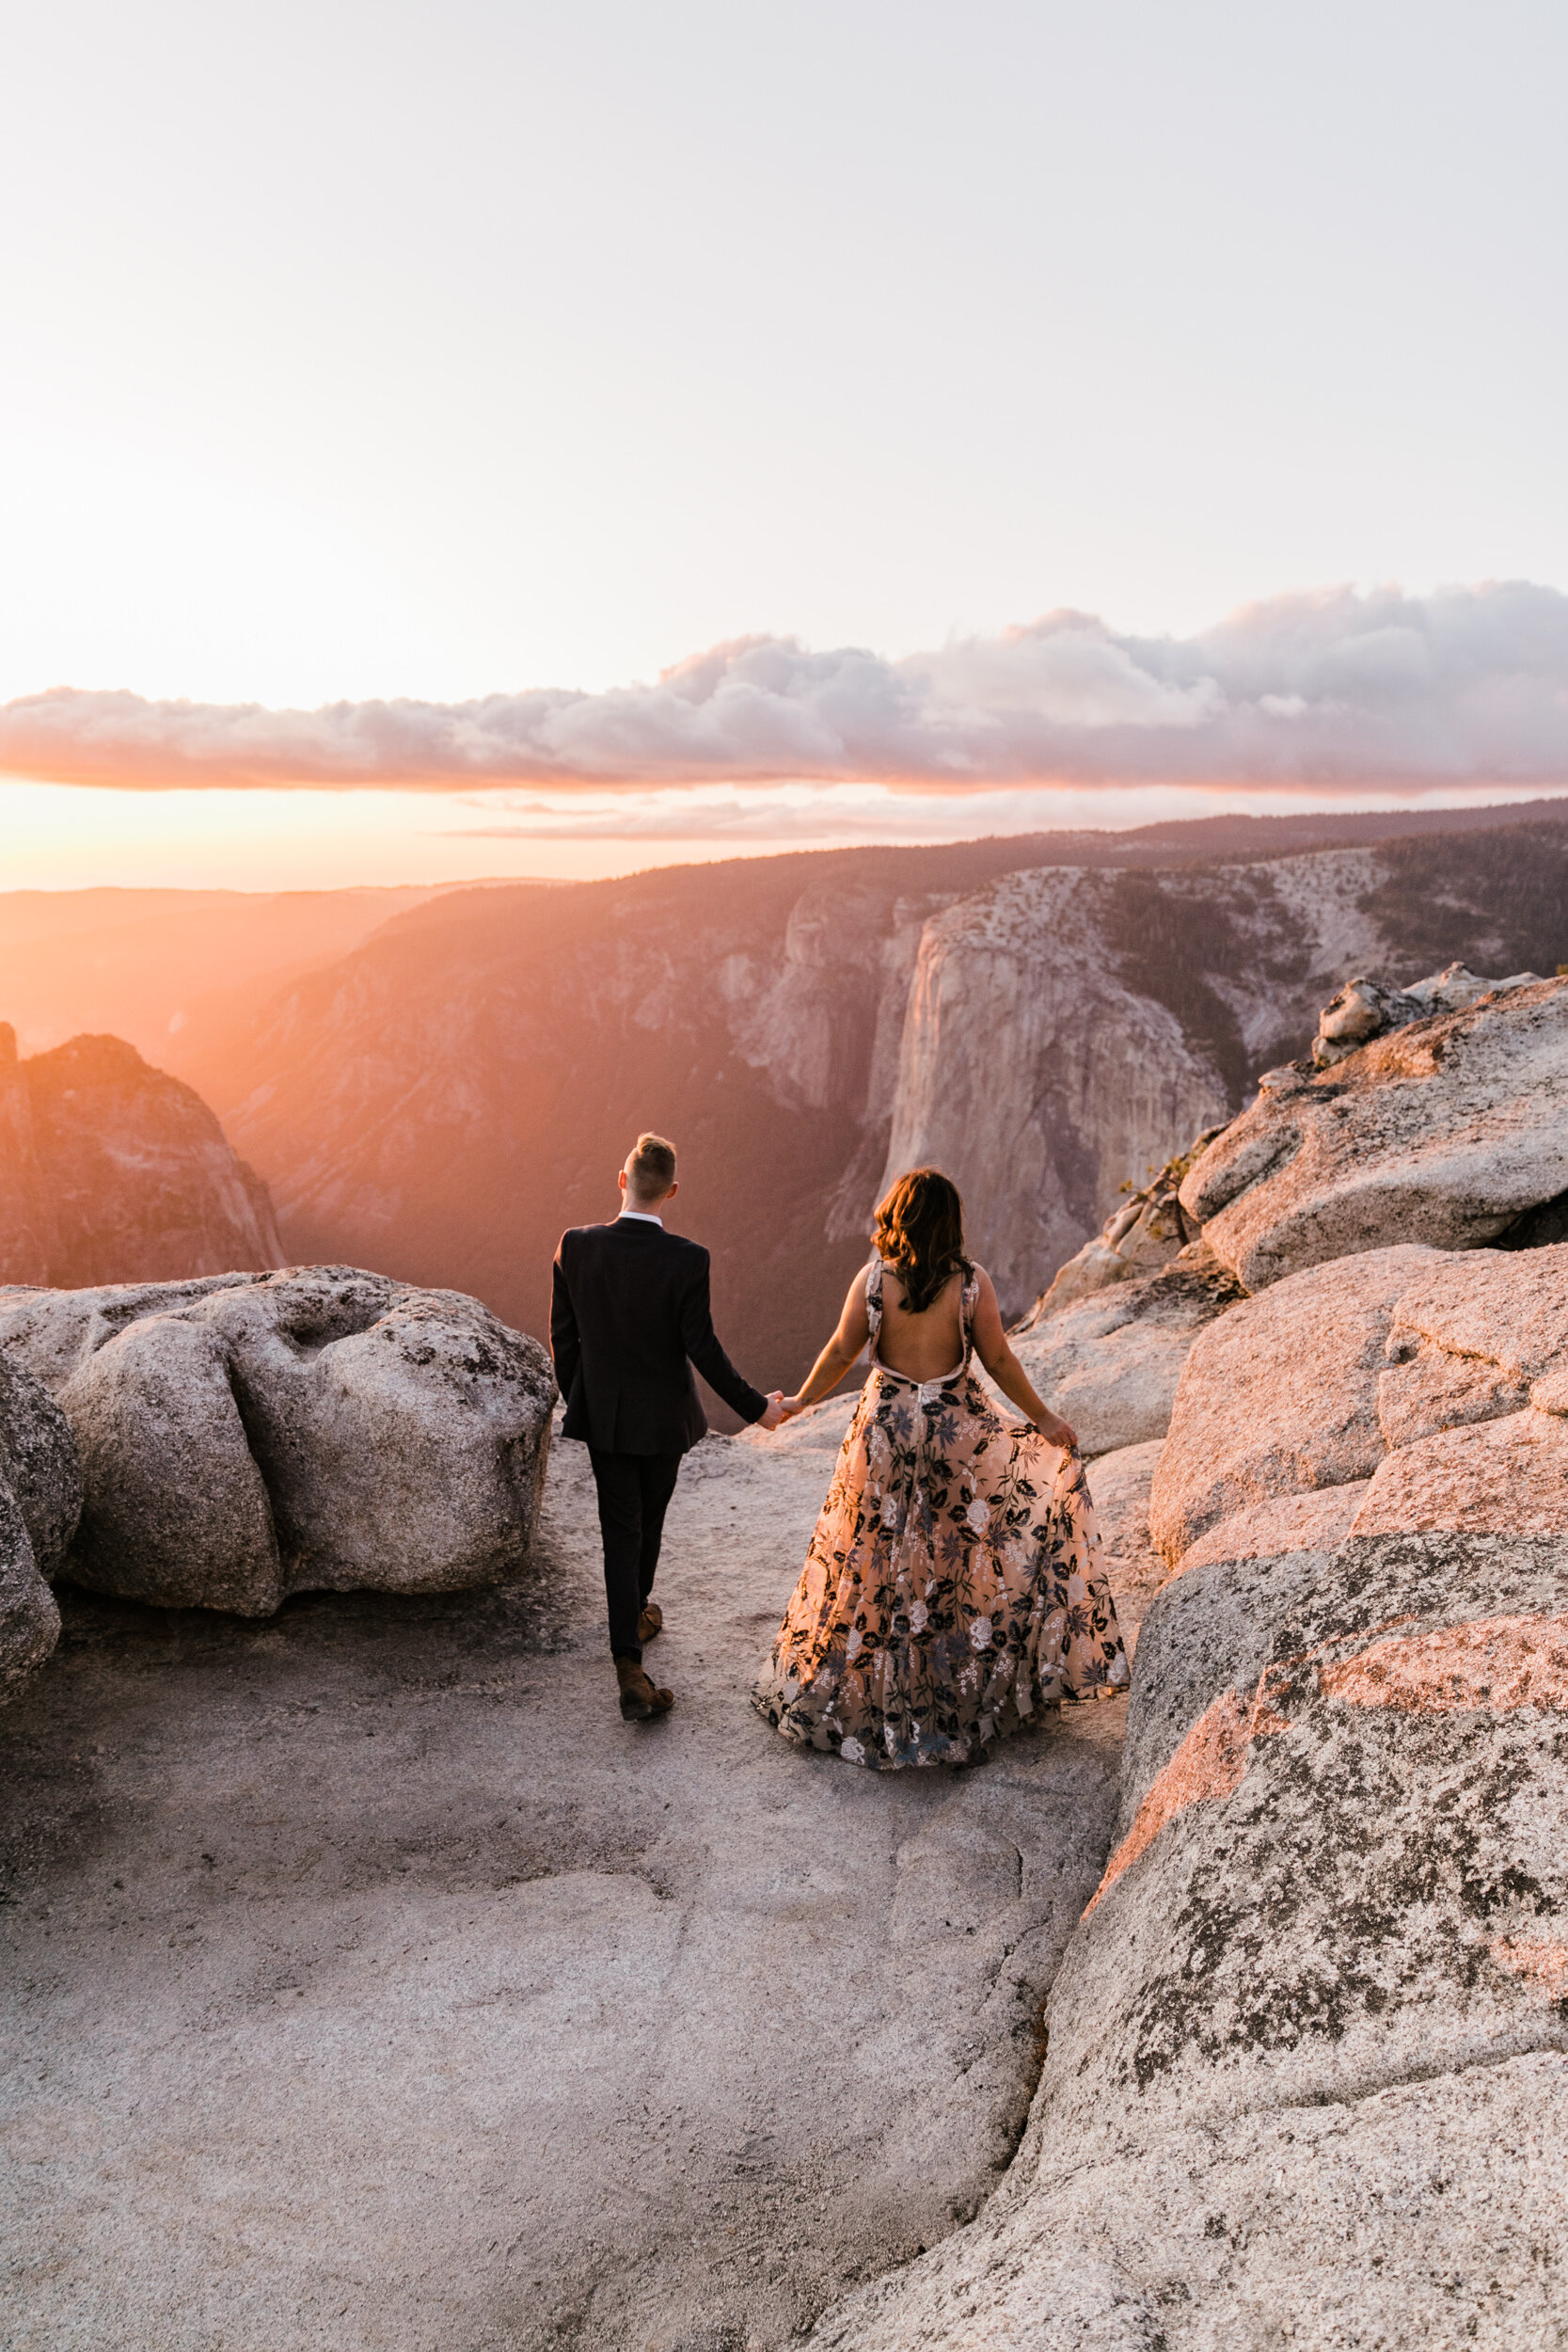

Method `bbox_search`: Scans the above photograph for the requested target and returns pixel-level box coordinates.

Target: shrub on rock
[1026,1125,1229,1312]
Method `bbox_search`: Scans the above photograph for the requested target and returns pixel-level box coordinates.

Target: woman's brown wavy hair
[873,1168,973,1315]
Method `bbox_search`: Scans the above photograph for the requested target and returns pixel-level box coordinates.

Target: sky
[3,0,1566,888]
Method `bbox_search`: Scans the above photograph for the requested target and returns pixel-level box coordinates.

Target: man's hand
[757,1391,786,1433]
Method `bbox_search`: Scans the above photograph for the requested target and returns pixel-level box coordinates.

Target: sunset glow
[9,771,1568,893]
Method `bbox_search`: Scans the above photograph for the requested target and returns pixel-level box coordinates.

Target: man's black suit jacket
[550,1216,768,1454]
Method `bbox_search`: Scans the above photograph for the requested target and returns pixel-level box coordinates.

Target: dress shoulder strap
[959,1263,982,1360]
[865,1254,884,1345]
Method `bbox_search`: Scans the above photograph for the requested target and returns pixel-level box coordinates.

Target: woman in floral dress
[752,1168,1128,1770]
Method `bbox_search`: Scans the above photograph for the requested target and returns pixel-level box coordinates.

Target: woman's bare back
[872,1262,967,1382]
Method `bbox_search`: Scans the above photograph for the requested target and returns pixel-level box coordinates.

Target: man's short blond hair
[626,1132,677,1200]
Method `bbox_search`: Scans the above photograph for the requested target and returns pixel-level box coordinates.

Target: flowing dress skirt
[752,1323,1129,1770]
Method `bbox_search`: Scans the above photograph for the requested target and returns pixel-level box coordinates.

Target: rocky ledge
[808,966,1568,2348]
[1182,971,1568,1288]
[818,1524,1568,2348]
[6,961,1568,2346]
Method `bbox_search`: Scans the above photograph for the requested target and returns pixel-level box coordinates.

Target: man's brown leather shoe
[616,1657,674,1722]
[637,1601,663,1644]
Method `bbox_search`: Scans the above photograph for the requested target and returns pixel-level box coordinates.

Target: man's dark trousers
[588,1446,681,1663]
[550,1215,768,1669]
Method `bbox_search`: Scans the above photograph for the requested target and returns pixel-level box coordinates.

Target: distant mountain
[188,803,1568,1400]
[0,1027,283,1286]
[0,882,462,1077]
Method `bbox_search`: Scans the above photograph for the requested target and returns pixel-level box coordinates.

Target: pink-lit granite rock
[814,1531,1568,2350]
[1147,1245,1437,1566]
[1351,1407,1568,1537]
[1180,977,1568,1289]
[1172,1482,1370,1578]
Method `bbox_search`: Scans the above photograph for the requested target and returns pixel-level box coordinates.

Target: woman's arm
[969,1271,1078,1448]
[781,1269,873,1415]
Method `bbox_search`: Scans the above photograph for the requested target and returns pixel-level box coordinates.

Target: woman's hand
[780,1393,807,1420]
[1035,1410,1078,1450]
[973,1271,1076,1445]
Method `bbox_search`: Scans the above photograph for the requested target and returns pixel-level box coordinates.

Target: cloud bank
[6,581,1568,794]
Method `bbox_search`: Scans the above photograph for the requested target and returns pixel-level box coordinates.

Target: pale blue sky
[3,0,1565,882]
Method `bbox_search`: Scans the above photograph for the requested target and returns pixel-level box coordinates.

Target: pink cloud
[5,581,1568,794]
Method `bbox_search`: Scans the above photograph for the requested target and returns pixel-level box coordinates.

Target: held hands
[757,1391,787,1433]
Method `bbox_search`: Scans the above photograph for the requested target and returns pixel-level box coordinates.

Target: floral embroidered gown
[752,1259,1128,1770]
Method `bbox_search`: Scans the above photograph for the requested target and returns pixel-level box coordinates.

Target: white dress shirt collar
[617,1208,664,1226]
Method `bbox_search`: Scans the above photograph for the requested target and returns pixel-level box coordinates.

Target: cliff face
[880,869,1235,1313]
[202,848,1048,1395]
[0,1026,284,1287]
[879,833,1568,1314]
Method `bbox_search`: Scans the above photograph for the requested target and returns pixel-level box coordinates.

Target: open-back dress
[752,1258,1128,1769]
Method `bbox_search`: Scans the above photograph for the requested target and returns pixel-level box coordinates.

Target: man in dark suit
[551,1132,784,1722]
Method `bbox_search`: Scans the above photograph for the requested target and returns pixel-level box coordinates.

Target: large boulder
[1309,958,1528,1068]
[0,1483,58,1701]
[0,1350,84,1579]
[0,1355,80,1700]
[1180,975,1568,1290]
[59,1312,283,1613]
[815,1530,1568,2346]
[1148,1243,1438,1567]
[0,1268,555,1615]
